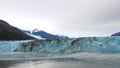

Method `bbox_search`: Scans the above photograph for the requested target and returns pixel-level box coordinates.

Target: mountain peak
[0,20,10,26]
[31,29,69,40]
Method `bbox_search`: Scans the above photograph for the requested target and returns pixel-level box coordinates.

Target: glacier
[1,37,120,65]
[0,36,120,53]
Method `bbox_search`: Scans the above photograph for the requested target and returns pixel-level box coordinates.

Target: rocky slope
[111,32,120,36]
[0,20,35,40]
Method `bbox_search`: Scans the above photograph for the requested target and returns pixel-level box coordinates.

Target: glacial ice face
[0,36,120,53]
[0,40,32,52]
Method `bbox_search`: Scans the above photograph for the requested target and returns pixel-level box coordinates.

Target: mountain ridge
[0,20,35,40]
[111,32,120,36]
[24,29,69,40]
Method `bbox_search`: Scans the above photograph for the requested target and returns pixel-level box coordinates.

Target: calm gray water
[6,60,120,68]
[0,52,120,68]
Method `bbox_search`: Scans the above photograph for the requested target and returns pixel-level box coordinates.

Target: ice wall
[0,37,120,53]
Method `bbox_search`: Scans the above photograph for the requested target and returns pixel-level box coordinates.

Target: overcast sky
[0,0,120,37]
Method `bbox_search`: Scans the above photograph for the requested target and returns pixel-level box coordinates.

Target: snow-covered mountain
[0,19,68,40]
[23,29,69,40]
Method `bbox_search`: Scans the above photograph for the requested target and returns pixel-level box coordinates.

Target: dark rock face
[111,32,120,36]
[0,20,35,40]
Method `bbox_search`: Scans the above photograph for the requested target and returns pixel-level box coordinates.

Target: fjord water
[0,37,120,68]
[1,52,120,68]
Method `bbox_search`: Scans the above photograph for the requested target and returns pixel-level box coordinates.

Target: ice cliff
[0,36,120,54]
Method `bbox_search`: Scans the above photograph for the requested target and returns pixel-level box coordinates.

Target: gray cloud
[0,0,120,37]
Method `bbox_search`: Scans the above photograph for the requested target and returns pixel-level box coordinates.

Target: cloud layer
[0,0,120,37]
